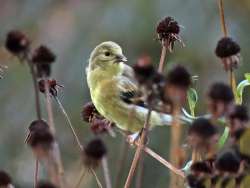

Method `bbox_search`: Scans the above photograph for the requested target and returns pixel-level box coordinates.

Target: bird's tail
[150,110,192,127]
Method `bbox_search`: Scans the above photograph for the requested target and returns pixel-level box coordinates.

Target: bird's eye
[104,52,111,56]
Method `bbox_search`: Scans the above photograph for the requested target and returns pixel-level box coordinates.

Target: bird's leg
[127,132,141,146]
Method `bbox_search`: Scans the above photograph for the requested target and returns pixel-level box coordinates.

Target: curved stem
[218,0,228,36]
[158,42,167,73]
[124,108,152,188]
[74,168,87,188]
[54,97,83,151]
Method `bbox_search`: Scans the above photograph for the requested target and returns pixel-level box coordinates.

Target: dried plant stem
[54,97,83,151]
[218,0,228,37]
[115,139,129,188]
[44,78,65,188]
[102,156,112,188]
[158,42,167,73]
[74,167,87,188]
[91,168,103,188]
[135,154,144,188]
[124,108,152,188]
[34,159,39,188]
[169,105,182,188]
[128,139,184,177]
[26,56,42,188]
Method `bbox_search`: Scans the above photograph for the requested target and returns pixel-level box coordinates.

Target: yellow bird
[86,41,189,133]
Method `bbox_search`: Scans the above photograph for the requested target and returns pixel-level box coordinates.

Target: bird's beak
[116,54,127,63]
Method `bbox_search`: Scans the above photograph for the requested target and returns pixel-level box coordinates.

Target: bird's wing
[117,75,145,107]
[121,64,137,84]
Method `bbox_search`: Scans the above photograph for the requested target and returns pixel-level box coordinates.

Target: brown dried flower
[38,79,63,97]
[82,138,107,168]
[5,30,30,57]
[215,37,241,71]
[156,17,183,51]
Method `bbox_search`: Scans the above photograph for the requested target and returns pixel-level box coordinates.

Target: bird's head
[89,41,127,72]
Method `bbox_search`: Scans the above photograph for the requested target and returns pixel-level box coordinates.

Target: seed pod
[215,37,241,71]
[188,118,218,155]
[82,138,107,169]
[32,45,56,77]
[207,82,234,118]
[156,17,182,51]
[215,150,241,174]
[5,30,30,57]
[0,170,12,187]
[165,65,191,105]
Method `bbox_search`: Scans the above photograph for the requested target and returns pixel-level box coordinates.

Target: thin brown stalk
[114,138,129,188]
[135,154,144,188]
[34,159,39,188]
[218,0,228,37]
[158,42,167,73]
[102,156,112,188]
[44,78,65,188]
[124,108,152,188]
[169,105,182,188]
[25,54,42,188]
[91,168,103,188]
[54,97,83,151]
[74,167,87,188]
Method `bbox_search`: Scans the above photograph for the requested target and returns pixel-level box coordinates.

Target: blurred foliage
[0,0,250,187]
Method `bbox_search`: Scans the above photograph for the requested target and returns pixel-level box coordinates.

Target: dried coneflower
[5,30,30,58]
[156,16,183,52]
[207,82,234,118]
[133,55,156,85]
[165,65,191,105]
[188,118,219,156]
[32,45,56,77]
[0,170,13,188]
[38,79,63,97]
[229,105,249,136]
[190,161,213,176]
[27,121,54,159]
[215,37,241,71]
[82,138,107,169]
[37,181,57,188]
[215,150,241,174]
[82,102,99,122]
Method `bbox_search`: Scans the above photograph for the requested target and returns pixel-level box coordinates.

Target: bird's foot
[127,129,149,146]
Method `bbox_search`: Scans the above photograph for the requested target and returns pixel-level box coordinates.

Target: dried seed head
[37,181,57,188]
[5,30,30,56]
[156,17,183,51]
[215,150,241,173]
[27,127,54,149]
[208,82,234,103]
[186,174,205,188]
[32,45,56,77]
[215,37,241,71]
[32,45,56,64]
[191,161,212,174]
[133,55,156,84]
[229,105,249,122]
[0,171,12,186]
[188,118,218,151]
[207,83,234,118]
[82,138,107,168]
[188,118,218,139]
[166,65,191,89]
[164,65,191,104]
[215,37,240,58]
[82,102,99,122]
[90,117,114,135]
[38,79,63,97]
[29,119,50,132]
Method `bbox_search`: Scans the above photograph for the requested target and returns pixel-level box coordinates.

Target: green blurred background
[0,0,250,187]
